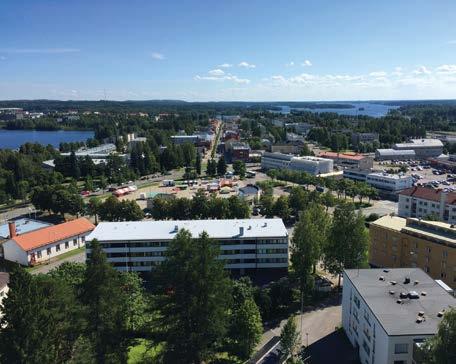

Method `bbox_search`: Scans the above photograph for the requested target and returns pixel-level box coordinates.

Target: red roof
[319,151,366,161]
[11,218,95,252]
[399,186,456,204]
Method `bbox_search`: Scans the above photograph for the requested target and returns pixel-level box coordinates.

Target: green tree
[195,152,202,175]
[154,230,232,364]
[280,316,300,361]
[86,196,102,224]
[291,203,330,293]
[324,203,369,286]
[274,195,291,221]
[217,155,227,176]
[206,158,217,176]
[233,160,246,178]
[423,308,456,364]
[84,176,94,191]
[82,240,129,364]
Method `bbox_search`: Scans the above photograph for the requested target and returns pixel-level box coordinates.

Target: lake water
[0,129,94,149]
[273,102,399,117]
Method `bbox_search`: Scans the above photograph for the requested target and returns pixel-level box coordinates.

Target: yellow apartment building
[369,215,456,289]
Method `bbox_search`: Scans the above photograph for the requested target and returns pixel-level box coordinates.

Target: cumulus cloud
[151,52,165,60]
[238,61,256,69]
[194,72,250,84]
[218,63,233,68]
[0,48,80,54]
[391,67,403,77]
[301,60,312,67]
[413,65,431,75]
[369,71,387,77]
[208,69,225,76]
[436,64,456,74]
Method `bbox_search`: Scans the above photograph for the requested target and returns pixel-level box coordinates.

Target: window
[56,244,61,252]
[73,239,78,246]
[47,248,51,255]
[65,241,69,249]
[394,343,408,354]
[394,361,406,364]
[37,250,42,258]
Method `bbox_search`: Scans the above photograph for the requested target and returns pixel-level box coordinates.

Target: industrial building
[375,149,416,161]
[369,216,456,289]
[398,187,456,224]
[261,152,333,175]
[87,219,289,277]
[393,139,444,158]
[342,268,455,364]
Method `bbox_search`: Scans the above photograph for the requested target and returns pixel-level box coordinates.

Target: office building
[87,219,289,276]
[319,151,374,170]
[366,172,413,191]
[261,152,333,175]
[226,141,250,162]
[369,216,456,289]
[398,187,456,224]
[351,132,379,146]
[2,218,95,266]
[393,139,444,159]
[342,268,454,364]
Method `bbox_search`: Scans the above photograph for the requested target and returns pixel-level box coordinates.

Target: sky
[1,0,456,101]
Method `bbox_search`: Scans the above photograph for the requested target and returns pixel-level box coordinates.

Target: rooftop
[0,218,52,239]
[88,218,288,241]
[344,268,455,336]
[10,218,95,252]
[319,151,367,161]
[376,149,416,156]
[394,139,444,148]
[399,186,456,204]
[367,172,412,180]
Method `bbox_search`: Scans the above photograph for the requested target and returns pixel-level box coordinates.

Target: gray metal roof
[88,218,288,241]
[345,268,455,336]
[0,218,52,239]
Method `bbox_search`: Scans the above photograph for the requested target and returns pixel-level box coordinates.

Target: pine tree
[217,155,227,176]
[195,152,202,175]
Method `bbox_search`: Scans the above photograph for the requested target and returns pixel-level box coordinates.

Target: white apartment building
[398,187,456,224]
[366,173,413,191]
[261,152,333,175]
[342,268,455,364]
[87,218,289,275]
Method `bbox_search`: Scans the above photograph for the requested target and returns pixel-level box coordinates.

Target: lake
[273,102,399,117]
[0,129,94,149]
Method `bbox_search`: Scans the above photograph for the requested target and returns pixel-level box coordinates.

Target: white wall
[2,240,28,265]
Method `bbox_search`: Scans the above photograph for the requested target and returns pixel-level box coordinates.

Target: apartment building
[366,172,413,191]
[261,152,333,175]
[342,268,454,364]
[398,187,456,224]
[87,218,289,276]
[369,216,456,289]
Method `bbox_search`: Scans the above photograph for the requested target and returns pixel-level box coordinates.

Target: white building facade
[87,219,289,275]
[261,152,333,175]
[398,187,456,224]
[342,268,455,364]
[366,173,413,191]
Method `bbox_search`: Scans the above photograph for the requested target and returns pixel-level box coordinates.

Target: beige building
[369,216,456,289]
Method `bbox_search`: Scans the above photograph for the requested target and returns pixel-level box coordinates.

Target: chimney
[8,221,16,238]
[239,227,244,236]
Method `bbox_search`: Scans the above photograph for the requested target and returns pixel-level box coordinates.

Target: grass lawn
[128,339,162,364]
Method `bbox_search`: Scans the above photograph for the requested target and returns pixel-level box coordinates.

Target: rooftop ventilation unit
[416,317,424,324]
[397,299,402,304]
[414,280,419,285]
[421,291,427,296]
[408,291,420,299]
[437,311,444,318]
[389,290,395,295]
[404,277,411,284]
[390,281,397,285]
[418,311,425,317]
[383,269,390,273]
[379,276,385,281]
[400,292,409,299]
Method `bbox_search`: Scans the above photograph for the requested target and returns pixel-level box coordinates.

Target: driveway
[30,251,85,275]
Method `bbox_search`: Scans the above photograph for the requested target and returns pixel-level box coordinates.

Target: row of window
[96,239,287,249]
[32,238,82,259]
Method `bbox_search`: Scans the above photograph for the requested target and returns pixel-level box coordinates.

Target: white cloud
[301,60,312,67]
[194,72,250,84]
[369,71,387,77]
[413,65,431,75]
[218,63,233,68]
[285,61,295,67]
[391,67,403,76]
[238,61,256,69]
[151,52,165,60]
[208,69,225,76]
[436,64,456,74]
[0,48,80,54]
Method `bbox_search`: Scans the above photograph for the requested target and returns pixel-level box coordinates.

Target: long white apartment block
[86,218,289,274]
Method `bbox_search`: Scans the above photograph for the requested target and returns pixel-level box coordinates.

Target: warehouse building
[375,149,416,161]
[369,215,456,289]
[261,152,333,175]
[87,219,289,277]
[393,139,444,159]
[342,268,454,364]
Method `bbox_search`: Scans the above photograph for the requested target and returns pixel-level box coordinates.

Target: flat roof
[0,218,52,239]
[319,151,366,161]
[394,139,444,148]
[367,172,412,180]
[376,149,416,155]
[88,218,288,241]
[345,268,455,336]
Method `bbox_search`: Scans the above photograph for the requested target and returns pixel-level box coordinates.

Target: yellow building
[369,215,456,289]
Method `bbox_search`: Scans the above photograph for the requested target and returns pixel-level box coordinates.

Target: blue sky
[1,0,456,101]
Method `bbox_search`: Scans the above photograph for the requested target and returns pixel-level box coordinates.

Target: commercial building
[366,172,413,191]
[2,218,95,266]
[319,151,374,170]
[87,219,289,276]
[343,168,372,182]
[170,134,212,147]
[375,149,416,161]
[261,152,333,175]
[393,139,444,159]
[225,141,250,162]
[351,132,379,146]
[398,187,456,224]
[61,143,117,157]
[342,268,455,364]
[369,216,456,289]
